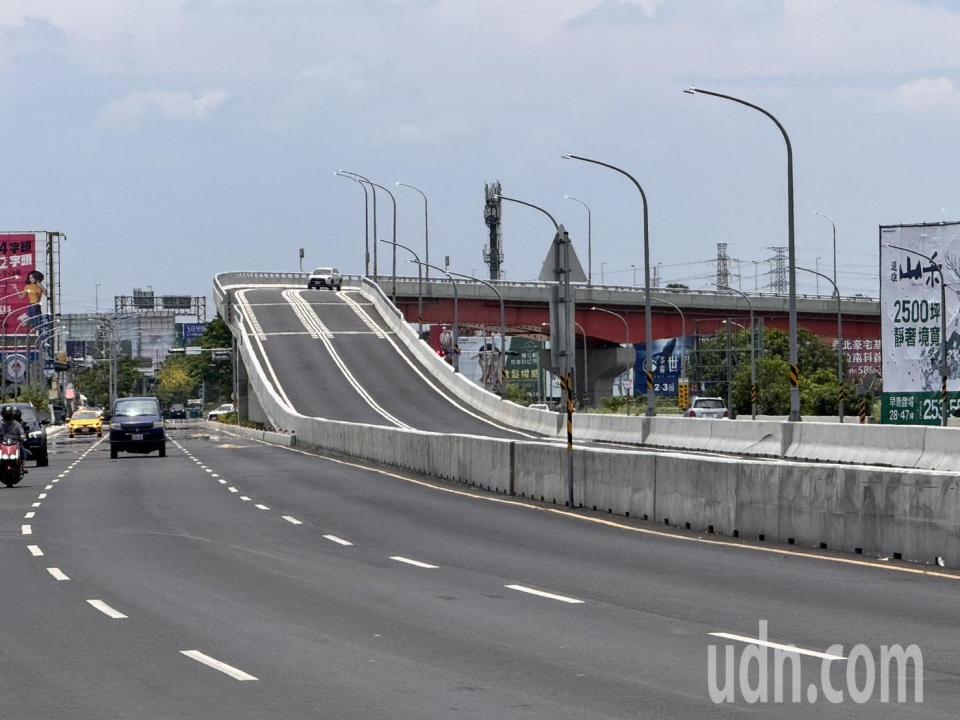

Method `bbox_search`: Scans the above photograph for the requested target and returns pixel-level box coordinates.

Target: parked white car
[307,267,343,291]
[684,396,729,419]
[207,403,236,421]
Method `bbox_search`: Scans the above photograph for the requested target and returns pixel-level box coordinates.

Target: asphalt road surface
[237,287,532,439]
[1,427,956,719]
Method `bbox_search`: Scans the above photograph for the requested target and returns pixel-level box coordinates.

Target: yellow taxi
[68,408,103,438]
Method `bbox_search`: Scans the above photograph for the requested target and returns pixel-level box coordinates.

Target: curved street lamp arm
[495,194,559,231]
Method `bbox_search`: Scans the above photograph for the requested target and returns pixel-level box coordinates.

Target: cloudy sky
[3,0,960,311]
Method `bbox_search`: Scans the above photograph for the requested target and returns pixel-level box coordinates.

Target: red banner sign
[0,233,38,337]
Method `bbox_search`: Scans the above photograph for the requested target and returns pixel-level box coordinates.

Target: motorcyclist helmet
[1,405,14,422]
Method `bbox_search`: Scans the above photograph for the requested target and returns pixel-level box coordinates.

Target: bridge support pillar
[236,350,269,426]
[540,346,634,407]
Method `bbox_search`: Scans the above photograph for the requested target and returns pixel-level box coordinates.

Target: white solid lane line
[708,632,846,661]
[390,556,438,569]
[505,584,584,604]
[282,515,303,525]
[255,504,270,510]
[87,599,128,619]
[47,568,70,581]
[323,534,353,546]
[21,525,31,536]
[27,545,43,557]
[180,650,258,682]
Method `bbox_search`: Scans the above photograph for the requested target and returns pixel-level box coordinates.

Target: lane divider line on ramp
[338,291,386,338]
[348,289,538,439]
[236,291,294,411]
[284,290,412,430]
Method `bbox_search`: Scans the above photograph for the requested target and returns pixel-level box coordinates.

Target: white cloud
[837,76,960,117]
[890,77,960,114]
[99,89,228,128]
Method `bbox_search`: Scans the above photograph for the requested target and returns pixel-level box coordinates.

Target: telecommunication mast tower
[483,181,503,280]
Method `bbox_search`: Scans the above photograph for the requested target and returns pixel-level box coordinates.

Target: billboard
[880,222,960,424]
[635,336,694,397]
[0,233,38,337]
[182,322,208,341]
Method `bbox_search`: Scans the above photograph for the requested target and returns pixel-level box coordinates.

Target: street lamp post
[601,261,607,285]
[378,239,423,336]
[713,283,756,420]
[813,210,837,287]
[337,170,377,278]
[797,266,845,423]
[564,194,592,286]
[649,297,686,388]
[884,243,948,426]
[563,153,657,417]
[447,270,506,396]
[575,321,588,406]
[336,172,370,276]
[367,180,399,302]
[590,306,629,345]
[685,87,800,421]
[397,182,429,280]
[410,260,459,371]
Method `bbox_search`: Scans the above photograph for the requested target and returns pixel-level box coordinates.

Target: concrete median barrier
[916,425,960,471]
[784,422,925,467]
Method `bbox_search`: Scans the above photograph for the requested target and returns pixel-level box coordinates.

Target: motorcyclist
[0,405,27,475]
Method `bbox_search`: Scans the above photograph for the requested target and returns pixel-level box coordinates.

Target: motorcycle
[0,438,24,487]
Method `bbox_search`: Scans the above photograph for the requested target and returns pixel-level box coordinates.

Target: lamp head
[683,86,697,94]
[561,154,572,160]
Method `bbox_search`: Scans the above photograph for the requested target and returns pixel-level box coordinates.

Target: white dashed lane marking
[282,516,303,525]
[505,584,584,605]
[87,599,128,620]
[323,535,353,547]
[390,556,438,569]
[27,545,43,557]
[47,568,70,581]
[180,651,258,682]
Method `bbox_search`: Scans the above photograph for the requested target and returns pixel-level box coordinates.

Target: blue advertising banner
[634,336,694,397]
[182,322,208,341]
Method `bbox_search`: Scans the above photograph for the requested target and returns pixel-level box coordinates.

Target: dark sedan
[13,403,49,467]
[109,397,166,459]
